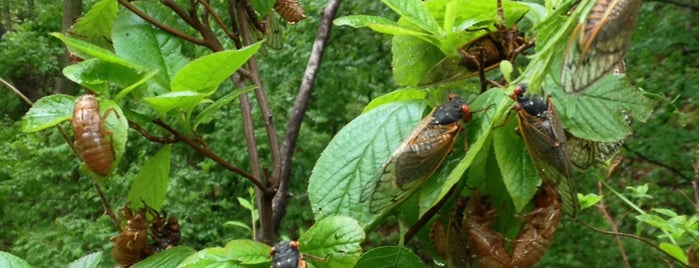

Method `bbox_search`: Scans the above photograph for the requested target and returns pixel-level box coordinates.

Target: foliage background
[0,0,698,267]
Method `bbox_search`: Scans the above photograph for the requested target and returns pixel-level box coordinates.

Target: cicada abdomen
[561,0,643,93]
[274,0,306,24]
[510,84,578,217]
[511,183,562,267]
[72,95,113,176]
[465,191,512,267]
[362,96,472,215]
[271,241,308,268]
[111,206,148,267]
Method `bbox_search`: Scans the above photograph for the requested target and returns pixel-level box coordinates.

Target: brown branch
[117,0,207,46]
[198,0,238,41]
[94,180,121,230]
[273,0,343,233]
[128,120,177,143]
[597,181,631,268]
[152,119,267,192]
[235,0,276,245]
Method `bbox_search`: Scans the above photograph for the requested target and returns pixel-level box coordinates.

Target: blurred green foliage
[1,0,698,267]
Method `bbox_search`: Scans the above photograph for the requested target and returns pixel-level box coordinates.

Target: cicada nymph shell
[72,95,113,176]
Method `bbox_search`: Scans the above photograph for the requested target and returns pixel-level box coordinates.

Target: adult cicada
[72,94,114,176]
[362,95,472,215]
[420,0,529,91]
[561,0,643,93]
[509,85,578,217]
[270,241,308,268]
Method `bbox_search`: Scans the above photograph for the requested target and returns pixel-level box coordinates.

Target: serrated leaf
[63,58,148,97]
[659,243,688,265]
[308,100,426,229]
[69,0,117,48]
[176,247,235,268]
[0,251,32,268]
[382,0,441,35]
[133,247,196,268]
[193,86,255,131]
[113,2,190,94]
[128,145,171,211]
[362,88,427,113]
[223,240,270,265]
[20,94,74,133]
[68,252,102,268]
[553,74,651,142]
[101,99,129,176]
[144,91,209,115]
[237,197,253,210]
[354,246,423,267]
[298,216,364,268]
[392,34,444,86]
[171,43,262,93]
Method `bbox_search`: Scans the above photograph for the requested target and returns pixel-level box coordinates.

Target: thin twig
[152,119,267,191]
[0,77,33,105]
[198,0,238,41]
[625,145,692,181]
[128,120,177,144]
[597,181,631,268]
[117,0,207,46]
[94,180,121,230]
[274,0,343,233]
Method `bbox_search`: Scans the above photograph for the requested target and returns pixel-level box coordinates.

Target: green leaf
[222,221,252,232]
[362,88,427,113]
[553,70,652,142]
[171,43,262,93]
[298,216,364,268]
[492,89,541,212]
[354,246,423,267]
[100,99,129,177]
[392,34,444,86]
[68,0,117,48]
[334,15,401,29]
[68,252,102,268]
[223,240,270,265]
[0,251,32,268]
[176,247,236,268]
[250,0,276,15]
[381,0,441,35]
[20,94,74,133]
[133,247,196,268]
[51,33,142,71]
[113,1,190,94]
[237,197,253,211]
[578,193,602,210]
[144,91,209,115]
[128,145,171,211]
[192,86,255,131]
[308,100,426,229]
[659,243,688,265]
[63,58,148,97]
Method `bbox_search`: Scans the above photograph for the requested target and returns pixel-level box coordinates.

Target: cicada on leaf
[362,95,472,215]
[509,85,579,217]
[561,0,643,93]
[271,241,307,268]
[244,0,285,55]
[420,0,529,91]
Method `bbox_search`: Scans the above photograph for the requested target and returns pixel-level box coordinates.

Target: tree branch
[117,0,207,46]
[273,0,342,233]
[597,181,631,268]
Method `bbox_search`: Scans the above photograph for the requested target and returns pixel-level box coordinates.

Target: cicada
[72,94,114,176]
[430,196,477,267]
[465,191,512,267]
[509,84,578,217]
[274,0,306,24]
[420,0,529,91]
[147,208,181,254]
[362,95,472,215]
[511,183,562,267]
[111,206,148,267]
[560,0,643,93]
[270,241,307,268]
[243,0,284,54]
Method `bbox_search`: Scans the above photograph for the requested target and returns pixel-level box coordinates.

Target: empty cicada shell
[430,196,477,267]
[509,84,578,217]
[72,95,113,176]
[561,0,643,93]
[465,191,512,267]
[511,183,562,267]
[111,206,148,267]
[362,95,472,215]
[274,0,306,24]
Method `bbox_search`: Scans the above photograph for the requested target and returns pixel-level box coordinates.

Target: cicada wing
[364,123,460,214]
[266,15,284,50]
[567,135,625,169]
[517,107,579,217]
[561,0,642,93]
